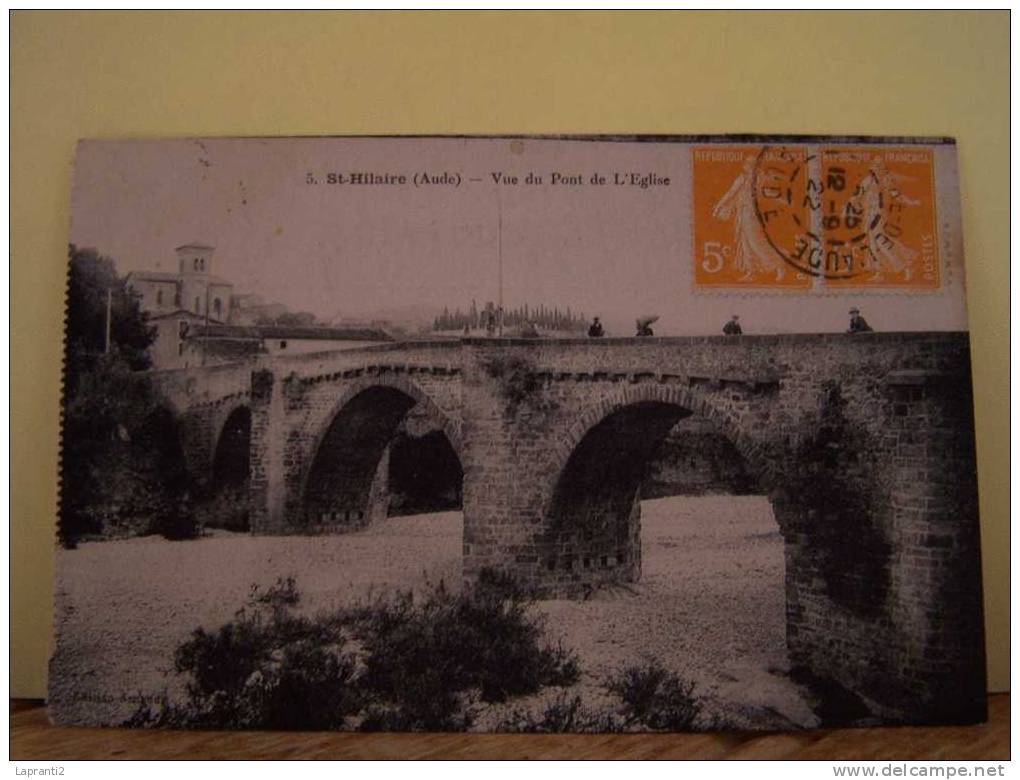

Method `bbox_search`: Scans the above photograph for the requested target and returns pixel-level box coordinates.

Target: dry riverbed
[50,495,816,729]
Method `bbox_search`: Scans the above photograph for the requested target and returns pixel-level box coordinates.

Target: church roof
[126,270,234,286]
[127,270,179,283]
[147,310,227,324]
[190,324,392,342]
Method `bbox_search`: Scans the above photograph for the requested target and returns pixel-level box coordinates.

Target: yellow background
[11,11,1009,698]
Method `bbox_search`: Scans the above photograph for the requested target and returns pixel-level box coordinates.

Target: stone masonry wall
[246,342,463,533]
[456,333,980,722]
[174,332,981,724]
[149,362,252,480]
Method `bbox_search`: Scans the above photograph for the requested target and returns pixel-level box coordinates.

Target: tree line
[60,246,197,546]
[432,300,588,333]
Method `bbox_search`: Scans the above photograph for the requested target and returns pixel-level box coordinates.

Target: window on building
[156,289,163,306]
[213,298,222,318]
[279,340,288,349]
[194,258,200,271]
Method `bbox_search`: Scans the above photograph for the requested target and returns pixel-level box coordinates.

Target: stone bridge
[150,333,983,724]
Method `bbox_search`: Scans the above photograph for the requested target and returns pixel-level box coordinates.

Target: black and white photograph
[50,135,985,734]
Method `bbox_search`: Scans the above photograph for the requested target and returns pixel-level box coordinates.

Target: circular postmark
[751,145,910,280]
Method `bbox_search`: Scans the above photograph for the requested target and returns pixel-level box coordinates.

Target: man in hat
[847,307,873,333]
[723,314,743,335]
[588,316,604,338]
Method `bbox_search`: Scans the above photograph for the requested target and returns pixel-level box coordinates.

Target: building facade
[127,243,234,323]
[126,244,234,369]
[128,243,393,369]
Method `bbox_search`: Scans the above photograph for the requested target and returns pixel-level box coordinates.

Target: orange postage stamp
[692,144,939,290]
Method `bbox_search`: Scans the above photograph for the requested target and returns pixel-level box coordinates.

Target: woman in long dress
[851,163,918,282]
[711,156,786,282]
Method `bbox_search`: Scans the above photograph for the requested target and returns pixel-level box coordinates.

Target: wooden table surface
[9,696,1010,760]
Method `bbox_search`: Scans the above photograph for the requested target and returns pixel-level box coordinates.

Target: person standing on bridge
[588,316,604,338]
[723,314,743,335]
[847,307,873,333]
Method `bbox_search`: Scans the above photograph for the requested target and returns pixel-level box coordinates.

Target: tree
[60,246,194,546]
[64,246,153,394]
[275,311,317,327]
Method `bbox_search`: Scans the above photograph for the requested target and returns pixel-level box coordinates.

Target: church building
[127,243,392,370]
[126,243,235,369]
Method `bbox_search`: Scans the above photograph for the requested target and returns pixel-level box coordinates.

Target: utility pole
[203,285,210,366]
[497,193,503,338]
[104,289,112,354]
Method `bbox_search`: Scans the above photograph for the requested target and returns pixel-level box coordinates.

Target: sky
[69,136,971,335]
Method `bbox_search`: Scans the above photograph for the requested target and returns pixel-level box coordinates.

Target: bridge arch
[136,403,191,493]
[538,382,776,594]
[201,404,253,531]
[544,382,772,513]
[211,404,252,484]
[298,375,463,529]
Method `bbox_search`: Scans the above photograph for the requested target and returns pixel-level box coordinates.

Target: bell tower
[176,243,215,276]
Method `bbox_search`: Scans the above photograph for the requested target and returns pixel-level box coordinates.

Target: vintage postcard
[52,135,984,732]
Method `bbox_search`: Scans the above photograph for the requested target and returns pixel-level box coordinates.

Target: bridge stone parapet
[261,339,463,381]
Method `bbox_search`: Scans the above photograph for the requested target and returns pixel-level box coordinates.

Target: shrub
[197,485,251,533]
[606,659,702,731]
[479,354,556,416]
[129,570,580,732]
[147,491,201,541]
[781,382,891,615]
[129,588,360,730]
[499,694,619,733]
[251,576,300,610]
[345,571,579,729]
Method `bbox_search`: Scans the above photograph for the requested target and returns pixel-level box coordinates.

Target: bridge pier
[778,373,986,724]
[248,368,288,533]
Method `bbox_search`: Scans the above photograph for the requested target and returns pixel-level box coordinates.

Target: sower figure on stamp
[712,156,786,283]
[847,307,873,333]
[723,314,743,335]
[588,316,604,338]
[852,163,919,283]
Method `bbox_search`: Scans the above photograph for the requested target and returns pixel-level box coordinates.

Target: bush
[345,570,579,729]
[129,571,580,732]
[499,694,619,733]
[197,485,251,533]
[147,492,201,541]
[606,659,702,731]
[479,354,557,416]
[780,382,891,615]
[251,576,300,610]
[129,577,360,731]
